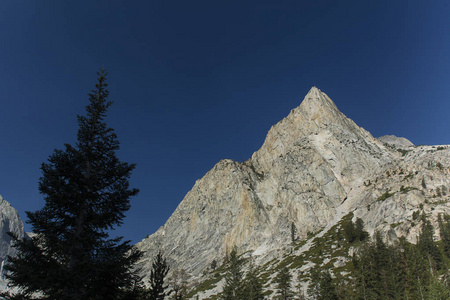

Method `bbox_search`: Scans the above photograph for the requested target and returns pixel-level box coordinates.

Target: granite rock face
[377,135,414,149]
[352,144,450,243]
[136,87,436,282]
[0,195,26,281]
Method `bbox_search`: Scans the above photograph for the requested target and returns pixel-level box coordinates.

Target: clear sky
[1,1,449,244]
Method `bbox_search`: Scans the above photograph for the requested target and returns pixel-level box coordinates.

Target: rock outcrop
[377,134,414,149]
[135,87,448,286]
[0,195,26,284]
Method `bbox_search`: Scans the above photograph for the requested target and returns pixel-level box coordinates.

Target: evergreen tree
[291,222,297,244]
[242,263,264,300]
[343,217,368,244]
[438,214,450,258]
[148,251,170,300]
[345,223,449,299]
[318,271,337,300]
[352,232,405,299]
[294,276,306,300]
[354,218,369,242]
[307,268,337,300]
[418,217,443,271]
[274,265,292,300]
[210,259,217,271]
[342,219,356,243]
[3,69,142,300]
[426,275,450,300]
[168,268,189,300]
[220,247,245,300]
[402,241,429,300]
[333,273,354,300]
[307,267,320,300]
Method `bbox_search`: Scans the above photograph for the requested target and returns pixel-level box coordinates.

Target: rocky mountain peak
[299,86,340,118]
[294,87,361,135]
[133,86,450,300]
[135,87,400,283]
[250,87,393,182]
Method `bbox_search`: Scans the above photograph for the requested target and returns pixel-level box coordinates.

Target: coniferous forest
[214,215,450,300]
[1,70,449,300]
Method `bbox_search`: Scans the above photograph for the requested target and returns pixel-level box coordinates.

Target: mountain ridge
[0,87,448,299]
[136,87,445,293]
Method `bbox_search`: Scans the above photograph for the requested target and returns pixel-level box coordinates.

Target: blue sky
[1,1,449,244]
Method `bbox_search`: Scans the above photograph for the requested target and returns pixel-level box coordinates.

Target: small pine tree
[307,268,337,300]
[148,251,171,300]
[291,222,297,244]
[275,265,293,300]
[318,271,338,300]
[307,267,320,299]
[342,219,356,243]
[426,274,450,299]
[418,217,443,271]
[438,214,450,258]
[168,268,189,300]
[221,247,245,300]
[402,239,429,299]
[354,218,369,241]
[210,259,217,271]
[243,263,264,300]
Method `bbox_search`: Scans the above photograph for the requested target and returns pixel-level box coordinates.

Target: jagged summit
[304,86,322,96]
[296,87,357,133]
[250,87,392,181]
[300,86,337,111]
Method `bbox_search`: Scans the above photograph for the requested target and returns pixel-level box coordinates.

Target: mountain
[377,134,414,148]
[0,195,26,289]
[136,87,450,298]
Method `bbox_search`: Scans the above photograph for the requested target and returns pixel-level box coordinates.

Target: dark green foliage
[352,232,405,299]
[343,218,368,243]
[243,263,264,300]
[342,219,356,243]
[291,222,297,244]
[210,259,217,271]
[377,191,394,202]
[220,247,245,300]
[350,221,449,300]
[274,265,293,300]
[168,268,189,300]
[354,218,369,242]
[397,149,409,156]
[148,251,170,300]
[426,274,450,299]
[185,215,449,300]
[307,268,337,300]
[401,239,430,299]
[3,69,142,300]
[438,214,450,258]
[418,217,443,271]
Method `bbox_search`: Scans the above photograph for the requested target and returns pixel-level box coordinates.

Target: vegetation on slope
[186,213,450,300]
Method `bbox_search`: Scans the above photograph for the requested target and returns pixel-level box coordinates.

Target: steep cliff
[0,195,26,287]
[136,87,446,286]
